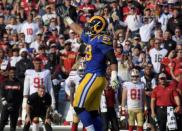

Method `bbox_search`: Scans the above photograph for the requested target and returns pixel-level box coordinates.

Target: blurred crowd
[0,0,182,130]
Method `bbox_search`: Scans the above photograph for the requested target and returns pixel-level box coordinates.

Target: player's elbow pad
[106,50,117,64]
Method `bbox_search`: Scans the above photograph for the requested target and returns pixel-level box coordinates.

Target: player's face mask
[85,16,108,36]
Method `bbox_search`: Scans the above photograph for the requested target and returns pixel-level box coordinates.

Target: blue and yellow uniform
[73,30,114,111]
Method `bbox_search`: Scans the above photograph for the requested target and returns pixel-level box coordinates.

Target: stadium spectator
[163,30,176,54]
[10,48,21,67]
[20,13,39,44]
[60,41,77,74]
[0,49,10,83]
[149,39,168,74]
[167,8,182,35]
[15,48,33,85]
[172,27,182,44]
[29,31,44,53]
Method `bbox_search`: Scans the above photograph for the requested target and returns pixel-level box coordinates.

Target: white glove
[1,98,7,106]
[110,71,120,89]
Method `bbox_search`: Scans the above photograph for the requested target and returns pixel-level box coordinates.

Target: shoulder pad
[25,69,35,75]
[43,69,51,75]
[98,35,112,46]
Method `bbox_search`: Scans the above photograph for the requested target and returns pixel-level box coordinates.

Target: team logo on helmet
[87,16,107,35]
[130,69,140,83]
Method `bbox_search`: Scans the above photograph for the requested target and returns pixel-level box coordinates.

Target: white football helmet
[130,68,140,83]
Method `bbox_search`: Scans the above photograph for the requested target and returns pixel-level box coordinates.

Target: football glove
[110,71,120,89]
[56,4,69,18]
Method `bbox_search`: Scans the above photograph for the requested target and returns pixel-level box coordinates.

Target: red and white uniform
[123,81,145,110]
[20,22,39,43]
[23,69,55,104]
[64,70,83,121]
[64,70,82,96]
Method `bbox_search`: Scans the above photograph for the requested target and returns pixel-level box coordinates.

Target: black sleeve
[27,94,34,106]
[0,83,6,99]
[105,50,117,64]
[46,93,52,106]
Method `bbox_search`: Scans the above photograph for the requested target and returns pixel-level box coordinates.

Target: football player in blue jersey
[64,15,119,131]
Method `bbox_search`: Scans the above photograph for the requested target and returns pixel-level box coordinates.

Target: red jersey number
[130,89,141,100]
[33,77,43,88]
[27,28,33,35]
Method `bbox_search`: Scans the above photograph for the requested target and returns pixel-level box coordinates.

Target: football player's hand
[45,118,51,124]
[25,116,31,124]
[174,106,181,113]
[110,71,120,89]
[151,112,156,119]
[17,117,22,127]
[120,106,127,116]
[51,103,56,110]
[144,106,148,116]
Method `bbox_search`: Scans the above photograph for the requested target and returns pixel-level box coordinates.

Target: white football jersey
[123,81,145,109]
[149,48,168,73]
[64,70,82,96]
[20,22,39,43]
[24,69,53,96]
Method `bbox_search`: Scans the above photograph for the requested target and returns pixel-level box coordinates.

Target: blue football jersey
[81,30,114,76]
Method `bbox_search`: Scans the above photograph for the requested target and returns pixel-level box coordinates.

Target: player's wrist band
[65,17,74,25]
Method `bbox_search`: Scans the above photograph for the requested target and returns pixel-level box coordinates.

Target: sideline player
[64,15,119,131]
[121,68,146,131]
[22,58,55,126]
[64,58,86,131]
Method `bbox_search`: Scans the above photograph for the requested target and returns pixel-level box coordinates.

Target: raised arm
[64,17,83,35]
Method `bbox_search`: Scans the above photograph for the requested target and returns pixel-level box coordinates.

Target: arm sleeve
[27,96,33,105]
[0,83,5,99]
[46,94,52,106]
[105,49,117,64]
[81,30,89,43]
[23,73,30,96]
[64,77,71,96]
[46,71,56,105]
